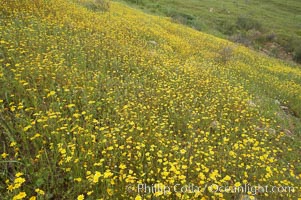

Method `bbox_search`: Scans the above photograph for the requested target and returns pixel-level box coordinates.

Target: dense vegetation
[120,0,301,64]
[0,0,301,199]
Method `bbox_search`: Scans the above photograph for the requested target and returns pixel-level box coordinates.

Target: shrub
[81,0,110,12]
[190,19,207,31]
[230,33,252,46]
[265,32,276,42]
[215,45,234,64]
[293,46,301,63]
[163,9,195,25]
[123,0,144,5]
[236,16,262,31]
[217,20,236,35]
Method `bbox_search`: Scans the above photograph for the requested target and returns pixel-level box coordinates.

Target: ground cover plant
[0,0,301,199]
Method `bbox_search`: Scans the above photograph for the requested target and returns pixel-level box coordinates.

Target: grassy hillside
[119,0,301,63]
[0,0,301,199]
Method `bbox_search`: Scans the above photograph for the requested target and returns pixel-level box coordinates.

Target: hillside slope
[0,0,301,199]
[119,0,301,63]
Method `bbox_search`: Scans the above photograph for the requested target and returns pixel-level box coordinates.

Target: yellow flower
[13,192,26,200]
[30,133,41,141]
[229,150,236,158]
[29,196,37,200]
[107,188,113,196]
[119,163,127,170]
[154,191,163,197]
[210,184,218,191]
[209,170,219,181]
[88,100,96,104]
[14,177,26,189]
[234,182,241,187]
[178,174,186,180]
[23,125,32,132]
[93,171,102,183]
[223,175,231,181]
[7,184,14,192]
[10,142,17,147]
[103,170,113,178]
[77,194,85,200]
[1,152,9,158]
[72,111,81,118]
[47,91,56,97]
[74,177,82,182]
[135,195,142,200]
[35,188,45,195]
[67,104,76,108]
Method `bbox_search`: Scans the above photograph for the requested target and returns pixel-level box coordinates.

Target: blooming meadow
[0,0,301,199]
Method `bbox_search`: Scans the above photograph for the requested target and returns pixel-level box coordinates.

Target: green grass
[118,0,301,63]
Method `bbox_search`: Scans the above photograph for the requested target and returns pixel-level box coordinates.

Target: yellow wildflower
[93,171,102,183]
[13,192,26,200]
[77,194,85,200]
[35,188,45,195]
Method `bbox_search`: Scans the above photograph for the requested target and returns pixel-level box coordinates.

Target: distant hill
[119,0,301,63]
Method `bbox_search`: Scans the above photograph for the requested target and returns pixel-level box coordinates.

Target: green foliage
[162,9,194,26]
[216,20,236,35]
[236,16,262,31]
[293,46,301,63]
[215,45,234,64]
[80,0,110,12]
[122,0,144,5]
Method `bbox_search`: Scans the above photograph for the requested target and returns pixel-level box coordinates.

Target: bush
[215,45,234,64]
[217,20,236,35]
[265,32,276,42]
[230,33,252,46]
[236,16,262,31]
[190,19,207,31]
[123,0,144,5]
[293,46,301,63]
[81,0,110,12]
[163,9,194,25]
